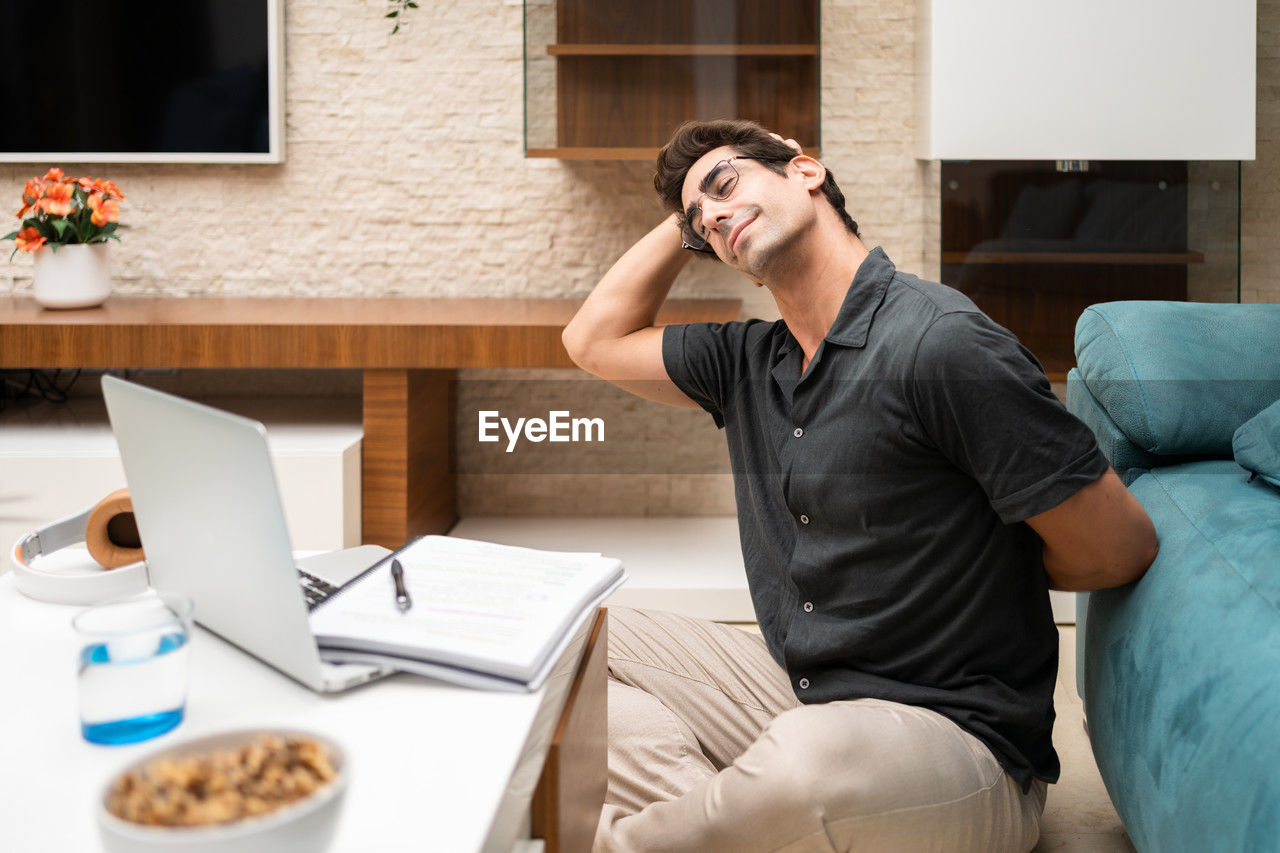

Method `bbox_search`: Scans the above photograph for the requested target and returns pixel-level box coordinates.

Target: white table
[0,574,603,852]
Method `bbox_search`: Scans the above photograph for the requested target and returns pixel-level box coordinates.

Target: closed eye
[701,163,731,196]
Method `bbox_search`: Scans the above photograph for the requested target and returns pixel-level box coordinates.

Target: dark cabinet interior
[941,161,1200,376]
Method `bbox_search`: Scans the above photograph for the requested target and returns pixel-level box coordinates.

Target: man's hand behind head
[769,133,804,155]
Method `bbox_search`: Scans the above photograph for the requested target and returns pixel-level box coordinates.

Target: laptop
[100,374,394,693]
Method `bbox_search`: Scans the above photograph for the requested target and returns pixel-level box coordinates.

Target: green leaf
[1,230,16,241]
[392,23,400,34]
[386,10,397,16]
[52,219,69,238]
[99,222,118,238]
[408,2,418,7]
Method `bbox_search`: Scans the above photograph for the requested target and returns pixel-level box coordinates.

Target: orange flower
[76,177,125,200]
[42,167,66,182]
[38,182,75,216]
[17,178,45,218]
[14,226,46,253]
[88,193,120,226]
[100,179,125,200]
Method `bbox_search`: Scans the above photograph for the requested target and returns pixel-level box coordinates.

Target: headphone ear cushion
[85,488,146,570]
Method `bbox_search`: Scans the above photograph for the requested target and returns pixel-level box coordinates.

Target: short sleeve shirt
[661,248,1108,792]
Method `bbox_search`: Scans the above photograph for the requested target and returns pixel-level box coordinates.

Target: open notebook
[308,535,625,691]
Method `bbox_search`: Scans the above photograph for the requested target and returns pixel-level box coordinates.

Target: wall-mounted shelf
[942,251,1206,266]
[525,1,820,159]
[546,44,817,56]
[526,146,821,161]
[0,296,742,548]
[526,147,661,160]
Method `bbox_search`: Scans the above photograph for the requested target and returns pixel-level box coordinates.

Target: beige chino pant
[594,607,1047,853]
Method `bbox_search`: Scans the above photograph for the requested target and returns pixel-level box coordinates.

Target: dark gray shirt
[662,247,1108,791]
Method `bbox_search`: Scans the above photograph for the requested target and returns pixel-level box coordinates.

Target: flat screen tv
[0,0,284,163]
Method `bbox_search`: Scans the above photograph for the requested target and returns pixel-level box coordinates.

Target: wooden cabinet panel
[555,56,816,150]
[532,0,819,159]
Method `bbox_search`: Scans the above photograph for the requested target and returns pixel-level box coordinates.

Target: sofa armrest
[1066,369,1162,480]
[1074,302,1280,456]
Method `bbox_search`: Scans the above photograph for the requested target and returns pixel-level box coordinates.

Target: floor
[732,623,1137,852]
[1033,626,1136,852]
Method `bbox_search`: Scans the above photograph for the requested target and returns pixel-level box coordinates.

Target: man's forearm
[562,214,690,365]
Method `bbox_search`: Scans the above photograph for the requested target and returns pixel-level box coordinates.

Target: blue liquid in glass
[79,631,188,745]
[82,709,185,745]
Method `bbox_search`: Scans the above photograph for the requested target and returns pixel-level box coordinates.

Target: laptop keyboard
[297,569,338,610]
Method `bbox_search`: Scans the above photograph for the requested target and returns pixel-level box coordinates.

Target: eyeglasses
[680,156,790,253]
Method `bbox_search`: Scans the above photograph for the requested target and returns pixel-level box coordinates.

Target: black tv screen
[0,0,282,163]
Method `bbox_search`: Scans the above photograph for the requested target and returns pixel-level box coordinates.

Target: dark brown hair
[654,119,859,239]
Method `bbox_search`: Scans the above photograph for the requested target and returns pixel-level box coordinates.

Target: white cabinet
[916,0,1255,160]
[0,397,361,560]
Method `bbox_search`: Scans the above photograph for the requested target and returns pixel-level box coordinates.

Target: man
[561,119,1158,852]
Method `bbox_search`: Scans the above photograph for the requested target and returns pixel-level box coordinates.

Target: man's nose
[700,196,734,235]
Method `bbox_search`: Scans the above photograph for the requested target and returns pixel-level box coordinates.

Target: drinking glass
[72,592,194,745]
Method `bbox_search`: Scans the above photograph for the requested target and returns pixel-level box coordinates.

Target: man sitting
[562,119,1158,852]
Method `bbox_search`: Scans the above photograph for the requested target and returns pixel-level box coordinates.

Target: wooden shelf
[533,0,820,159]
[527,147,661,161]
[0,296,740,369]
[527,146,820,161]
[0,295,742,549]
[942,251,1205,265]
[547,43,817,56]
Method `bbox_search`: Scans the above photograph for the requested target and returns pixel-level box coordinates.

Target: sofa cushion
[1084,460,1280,851]
[1074,302,1280,456]
[1234,397,1280,490]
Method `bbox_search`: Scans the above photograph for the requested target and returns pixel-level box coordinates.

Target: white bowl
[97,728,348,853]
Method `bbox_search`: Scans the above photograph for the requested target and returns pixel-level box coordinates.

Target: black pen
[391,559,412,612]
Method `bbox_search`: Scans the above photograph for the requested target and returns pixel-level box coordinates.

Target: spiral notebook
[308,535,625,692]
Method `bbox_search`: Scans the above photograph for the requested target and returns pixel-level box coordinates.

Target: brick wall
[3,0,1274,515]
[1244,0,1280,304]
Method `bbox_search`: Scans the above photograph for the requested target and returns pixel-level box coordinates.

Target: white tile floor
[1033,626,1135,852]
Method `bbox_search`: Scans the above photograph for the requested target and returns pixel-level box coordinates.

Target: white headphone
[11,489,150,605]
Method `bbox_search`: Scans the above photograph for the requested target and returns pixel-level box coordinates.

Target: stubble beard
[726,207,803,283]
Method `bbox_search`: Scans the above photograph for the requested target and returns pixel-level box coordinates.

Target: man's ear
[790,156,826,192]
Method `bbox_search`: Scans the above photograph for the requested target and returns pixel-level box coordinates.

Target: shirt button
[798,678,810,690]
[803,601,814,612]
[800,514,809,525]
[793,427,804,438]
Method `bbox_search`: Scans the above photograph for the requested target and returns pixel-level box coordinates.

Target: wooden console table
[0,296,740,548]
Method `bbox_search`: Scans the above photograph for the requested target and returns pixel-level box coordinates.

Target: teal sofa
[1066,301,1280,852]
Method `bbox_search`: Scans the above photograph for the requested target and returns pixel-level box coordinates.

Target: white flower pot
[32,243,112,309]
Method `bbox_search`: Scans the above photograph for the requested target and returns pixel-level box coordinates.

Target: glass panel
[524,0,819,158]
[941,160,1241,377]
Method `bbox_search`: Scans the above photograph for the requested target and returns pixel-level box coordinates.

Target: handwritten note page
[310,536,619,678]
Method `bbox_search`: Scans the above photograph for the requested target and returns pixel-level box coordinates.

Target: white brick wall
[1243,0,1280,304]
[4,0,1276,515]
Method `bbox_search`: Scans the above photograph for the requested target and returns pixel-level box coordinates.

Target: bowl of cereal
[97,729,347,853]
